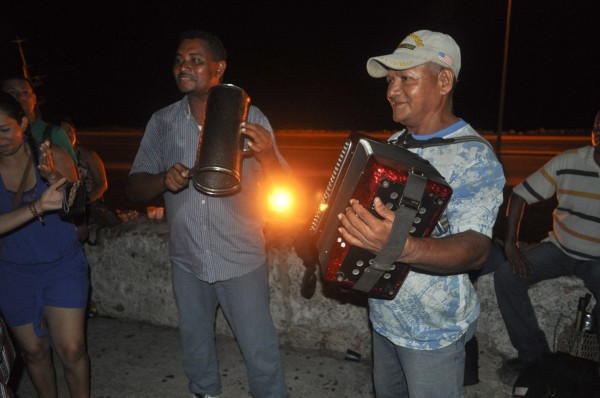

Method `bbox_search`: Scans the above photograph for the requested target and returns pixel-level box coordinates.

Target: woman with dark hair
[0,91,90,398]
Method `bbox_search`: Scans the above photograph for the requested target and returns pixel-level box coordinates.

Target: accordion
[309,132,452,299]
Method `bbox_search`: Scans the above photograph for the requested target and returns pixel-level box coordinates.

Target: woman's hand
[37,177,70,212]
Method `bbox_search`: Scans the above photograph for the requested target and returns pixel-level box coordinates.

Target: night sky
[2,0,599,132]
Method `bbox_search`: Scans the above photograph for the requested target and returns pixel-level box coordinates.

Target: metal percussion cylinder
[192,84,250,196]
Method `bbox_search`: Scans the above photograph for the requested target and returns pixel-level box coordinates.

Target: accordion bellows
[310,132,452,299]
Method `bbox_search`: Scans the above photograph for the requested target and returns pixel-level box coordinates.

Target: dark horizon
[3,0,600,133]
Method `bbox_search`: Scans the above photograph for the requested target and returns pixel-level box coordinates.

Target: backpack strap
[42,123,54,143]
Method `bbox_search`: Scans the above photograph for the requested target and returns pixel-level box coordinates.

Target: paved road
[78,129,584,239]
[12,317,516,398]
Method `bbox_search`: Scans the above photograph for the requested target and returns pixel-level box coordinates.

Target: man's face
[385,65,443,132]
[592,111,600,148]
[173,38,224,97]
[2,79,36,117]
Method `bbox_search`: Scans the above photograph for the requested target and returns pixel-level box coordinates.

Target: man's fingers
[337,226,363,247]
[372,197,396,222]
[53,177,68,189]
[164,166,190,192]
[337,211,361,238]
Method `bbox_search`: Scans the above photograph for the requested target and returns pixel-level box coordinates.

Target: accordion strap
[353,171,427,293]
[392,129,494,150]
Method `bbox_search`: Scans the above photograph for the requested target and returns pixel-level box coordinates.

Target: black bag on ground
[89,200,122,228]
[512,352,600,397]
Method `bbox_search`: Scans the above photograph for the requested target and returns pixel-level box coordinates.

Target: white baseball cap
[367,30,461,79]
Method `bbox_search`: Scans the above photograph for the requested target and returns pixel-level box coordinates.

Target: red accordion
[309,132,453,299]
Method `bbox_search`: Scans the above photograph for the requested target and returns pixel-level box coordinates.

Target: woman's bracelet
[29,201,45,224]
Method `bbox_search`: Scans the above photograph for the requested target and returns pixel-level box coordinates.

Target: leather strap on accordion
[353,172,427,293]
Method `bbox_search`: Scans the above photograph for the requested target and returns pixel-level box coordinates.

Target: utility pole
[11,37,44,118]
[11,36,44,87]
[496,0,513,156]
[12,36,31,80]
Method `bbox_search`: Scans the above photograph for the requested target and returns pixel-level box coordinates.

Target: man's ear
[438,68,455,95]
[216,60,227,78]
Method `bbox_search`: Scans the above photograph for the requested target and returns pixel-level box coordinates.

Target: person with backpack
[2,77,77,165]
[61,119,120,244]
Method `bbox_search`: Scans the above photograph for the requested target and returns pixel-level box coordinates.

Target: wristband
[29,201,45,224]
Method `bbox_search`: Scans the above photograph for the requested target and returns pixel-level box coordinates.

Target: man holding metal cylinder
[127,30,289,398]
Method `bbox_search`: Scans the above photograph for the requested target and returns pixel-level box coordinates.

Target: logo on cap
[398,44,416,50]
[436,52,453,67]
[398,33,425,49]
[408,33,424,46]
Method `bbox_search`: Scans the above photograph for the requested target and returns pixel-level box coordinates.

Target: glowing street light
[267,187,294,214]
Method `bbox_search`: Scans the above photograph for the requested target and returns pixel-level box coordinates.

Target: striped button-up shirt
[513,145,600,260]
[130,96,288,282]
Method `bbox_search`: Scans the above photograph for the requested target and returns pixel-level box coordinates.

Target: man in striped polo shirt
[495,110,600,372]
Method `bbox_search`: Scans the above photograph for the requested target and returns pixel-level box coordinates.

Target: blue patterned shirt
[130,96,288,282]
[369,120,505,350]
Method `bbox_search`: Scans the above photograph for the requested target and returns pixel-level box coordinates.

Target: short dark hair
[0,91,25,120]
[178,30,227,62]
[1,76,35,91]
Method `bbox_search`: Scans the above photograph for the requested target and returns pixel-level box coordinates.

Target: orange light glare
[268,187,294,214]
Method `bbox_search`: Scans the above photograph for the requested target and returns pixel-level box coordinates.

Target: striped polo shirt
[513,145,600,260]
[130,96,289,282]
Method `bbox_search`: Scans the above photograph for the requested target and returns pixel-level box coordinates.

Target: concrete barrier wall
[84,218,593,359]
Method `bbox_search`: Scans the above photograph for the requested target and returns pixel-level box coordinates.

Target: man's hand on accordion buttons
[338,197,396,254]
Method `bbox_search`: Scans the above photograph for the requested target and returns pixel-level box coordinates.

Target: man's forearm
[127,172,167,202]
[400,230,491,274]
[505,193,527,244]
